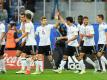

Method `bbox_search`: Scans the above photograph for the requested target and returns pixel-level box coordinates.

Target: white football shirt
[20,22,27,43]
[98,22,107,44]
[0,22,5,45]
[36,24,53,46]
[25,21,37,46]
[80,24,95,46]
[66,24,79,47]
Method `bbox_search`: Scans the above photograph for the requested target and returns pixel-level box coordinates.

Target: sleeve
[1,23,5,32]
[48,24,54,29]
[25,23,31,33]
[89,26,94,34]
[77,25,81,31]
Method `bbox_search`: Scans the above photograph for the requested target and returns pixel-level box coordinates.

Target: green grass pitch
[0,69,107,80]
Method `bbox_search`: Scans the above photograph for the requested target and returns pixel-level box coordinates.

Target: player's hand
[56,37,61,40]
[54,10,60,20]
[54,13,58,20]
[66,40,72,44]
[21,42,26,46]
[15,38,20,43]
[81,34,85,37]
[78,44,80,47]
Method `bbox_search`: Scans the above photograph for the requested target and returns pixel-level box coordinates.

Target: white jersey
[0,23,5,45]
[77,23,81,31]
[80,24,95,46]
[20,23,27,43]
[36,24,53,46]
[66,24,79,47]
[25,21,37,46]
[98,22,107,44]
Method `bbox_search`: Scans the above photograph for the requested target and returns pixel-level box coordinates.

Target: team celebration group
[0,10,107,75]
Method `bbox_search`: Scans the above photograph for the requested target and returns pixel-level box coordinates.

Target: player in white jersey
[0,22,6,73]
[53,12,79,73]
[72,15,83,73]
[77,15,83,31]
[96,14,107,72]
[16,13,37,74]
[78,16,100,74]
[25,10,34,19]
[31,16,59,74]
[16,12,28,74]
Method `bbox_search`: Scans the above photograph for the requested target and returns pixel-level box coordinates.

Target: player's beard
[84,23,88,26]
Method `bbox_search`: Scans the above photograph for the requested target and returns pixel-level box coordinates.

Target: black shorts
[80,46,96,54]
[64,46,78,56]
[98,44,106,52]
[38,45,51,56]
[0,45,5,56]
[17,44,26,52]
[23,45,37,55]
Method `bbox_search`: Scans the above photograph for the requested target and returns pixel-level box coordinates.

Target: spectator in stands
[0,0,8,23]
[24,0,36,13]
[20,6,25,13]
[11,10,18,23]
[3,0,10,23]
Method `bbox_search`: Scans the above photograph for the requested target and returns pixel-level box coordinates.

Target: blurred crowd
[0,0,107,24]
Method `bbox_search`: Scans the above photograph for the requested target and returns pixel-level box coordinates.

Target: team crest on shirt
[42,29,45,34]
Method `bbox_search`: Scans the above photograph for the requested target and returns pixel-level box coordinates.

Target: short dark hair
[83,16,88,20]
[41,16,47,20]
[97,14,104,20]
[66,17,73,23]
[78,15,83,19]
[25,13,32,20]
[20,12,25,16]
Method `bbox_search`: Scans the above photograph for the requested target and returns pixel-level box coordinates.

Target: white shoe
[31,71,41,75]
[79,70,86,74]
[53,66,57,69]
[94,69,98,73]
[16,70,25,74]
[53,69,62,73]
[101,70,106,73]
[74,70,79,73]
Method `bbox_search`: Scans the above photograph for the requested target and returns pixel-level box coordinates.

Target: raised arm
[57,11,68,27]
